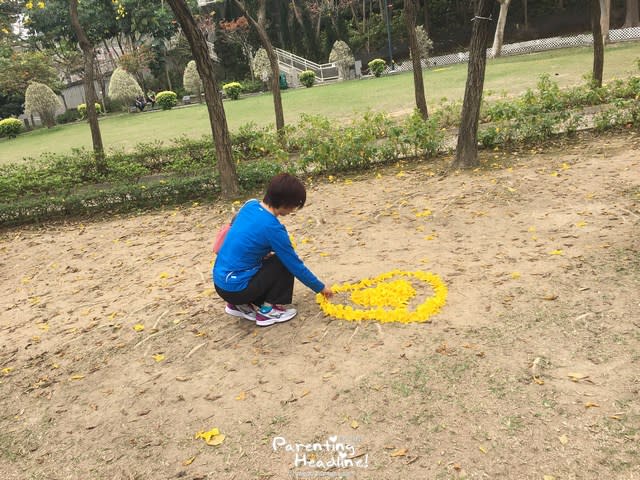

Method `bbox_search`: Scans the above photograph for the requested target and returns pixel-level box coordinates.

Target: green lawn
[1,42,639,164]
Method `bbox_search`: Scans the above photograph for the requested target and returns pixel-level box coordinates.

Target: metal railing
[275,48,339,83]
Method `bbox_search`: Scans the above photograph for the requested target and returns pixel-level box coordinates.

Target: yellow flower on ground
[317,270,448,324]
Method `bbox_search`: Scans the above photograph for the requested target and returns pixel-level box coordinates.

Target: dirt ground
[1,132,639,480]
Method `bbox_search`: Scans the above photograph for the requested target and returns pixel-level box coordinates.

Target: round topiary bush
[24,81,63,128]
[108,67,143,107]
[368,58,386,78]
[222,82,243,100]
[156,91,178,110]
[183,60,203,102]
[77,103,103,119]
[0,118,24,138]
[299,70,316,88]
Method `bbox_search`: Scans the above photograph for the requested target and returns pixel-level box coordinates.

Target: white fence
[384,26,640,74]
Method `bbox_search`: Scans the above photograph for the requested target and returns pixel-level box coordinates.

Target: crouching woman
[213,173,333,327]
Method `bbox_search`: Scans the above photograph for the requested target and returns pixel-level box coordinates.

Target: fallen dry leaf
[390,448,407,457]
[182,456,196,466]
[568,372,589,382]
[584,402,600,409]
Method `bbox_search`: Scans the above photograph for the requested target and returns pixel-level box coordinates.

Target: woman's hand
[320,286,334,299]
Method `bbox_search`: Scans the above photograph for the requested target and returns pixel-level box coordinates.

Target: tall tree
[69,0,105,171]
[165,0,239,197]
[492,0,511,58]
[599,0,610,43]
[624,0,640,27]
[592,0,604,88]
[452,0,494,169]
[404,0,428,119]
[233,0,285,132]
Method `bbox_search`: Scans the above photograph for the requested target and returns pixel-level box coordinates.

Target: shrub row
[2,73,639,227]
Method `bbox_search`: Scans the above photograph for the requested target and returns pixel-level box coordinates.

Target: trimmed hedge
[2,70,639,228]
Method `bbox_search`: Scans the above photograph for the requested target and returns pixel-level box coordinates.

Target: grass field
[1,41,639,164]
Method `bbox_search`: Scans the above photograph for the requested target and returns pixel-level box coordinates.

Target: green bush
[240,78,264,94]
[299,70,316,88]
[77,103,102,119]
[0,118,24,138]
[223,82,243,100]
[56,109,80,124]
[156,91,178,110]
[368,58,386,77]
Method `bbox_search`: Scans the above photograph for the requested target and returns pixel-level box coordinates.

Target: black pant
[215,255,294,306]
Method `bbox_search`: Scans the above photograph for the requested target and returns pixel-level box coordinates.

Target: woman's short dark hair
[263,173,306,209]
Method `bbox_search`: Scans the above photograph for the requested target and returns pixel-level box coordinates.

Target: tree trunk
[492,0,511,58]
[599,0,610,43]
[592,0,604,88]
[234,0,285,133]
[166,0,239,198]
[69,0,105,172]
[624,0,640,27]
[422,0,430,37]
[404,0,428,119]
[522,0,528,29]
[452,0,493,169]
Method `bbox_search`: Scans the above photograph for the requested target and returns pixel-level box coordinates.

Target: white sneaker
[255,305,297,327]
[225,303,256,321]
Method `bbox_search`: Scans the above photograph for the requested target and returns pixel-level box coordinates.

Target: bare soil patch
[1,132,639,480]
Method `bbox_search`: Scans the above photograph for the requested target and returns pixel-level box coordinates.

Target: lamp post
[383,0,394,70]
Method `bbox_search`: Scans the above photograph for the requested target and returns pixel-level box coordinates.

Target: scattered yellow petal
[37,323,49,331]
[319,252,329,257]
[479,445,487,454]
[152,354,165,362]
[558,435,569,445]
[424,234,437,241]
[415,209,432,217]
[51,363,59,369]
[350,420,359,429]
[550,171,559,177]
[396,171,406,177]
[575,221,587,227]
[528,226,536,232]
[344,179,353,185]
[195,428,226,446]
[182,456,196,466]
[159,272,170,279]
[533,376,545,385]
[506,187,517,193]
[2,367,14,375]
[561,162,570,170]
[511,272,521,279]
[549,249,564,255]
[584,402,600,409]
[235,391,246,401]
[70,374,85,380]
[543,476,556,480]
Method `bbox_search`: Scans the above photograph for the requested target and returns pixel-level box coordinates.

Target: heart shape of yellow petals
[316,270,448,323]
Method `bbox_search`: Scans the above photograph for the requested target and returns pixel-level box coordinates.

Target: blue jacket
[213,199,324,293]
